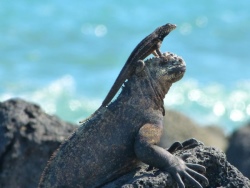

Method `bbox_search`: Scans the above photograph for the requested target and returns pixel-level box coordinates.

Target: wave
[166,79,250,133]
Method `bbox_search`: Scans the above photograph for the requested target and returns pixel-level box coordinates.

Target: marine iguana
[39,53,208,188]
[100,23,176,109]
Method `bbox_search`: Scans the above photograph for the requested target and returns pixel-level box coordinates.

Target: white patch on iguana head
[135,60,145,74]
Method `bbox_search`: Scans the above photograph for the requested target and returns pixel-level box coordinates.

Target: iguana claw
[167,138,200,154]
[165,155,209,188]
[182,138,200,149]
[167,141,183,153]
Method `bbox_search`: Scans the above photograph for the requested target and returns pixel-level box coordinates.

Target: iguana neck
[118,67,172,116]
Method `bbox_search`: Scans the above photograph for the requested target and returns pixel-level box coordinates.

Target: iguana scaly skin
[39,53,208,188]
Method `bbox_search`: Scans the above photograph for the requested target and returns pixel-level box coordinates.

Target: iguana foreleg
[134,123,209,188]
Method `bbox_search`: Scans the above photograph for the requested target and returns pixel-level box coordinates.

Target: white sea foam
[165,79,250,133]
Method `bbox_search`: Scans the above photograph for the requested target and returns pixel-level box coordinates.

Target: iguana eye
[160,60,169,66]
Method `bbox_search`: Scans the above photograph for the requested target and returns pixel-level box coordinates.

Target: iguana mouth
[159,53,186,80]
[167,66,186,82]
[161,63,186,83]
[168,66,186,74]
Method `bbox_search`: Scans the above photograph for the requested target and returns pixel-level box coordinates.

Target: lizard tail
[101,63,133,107]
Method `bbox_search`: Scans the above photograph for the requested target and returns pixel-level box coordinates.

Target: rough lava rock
[0,98,76,188]
[103,142,250,188]
[226,122,250,179]
[0,98,249,188]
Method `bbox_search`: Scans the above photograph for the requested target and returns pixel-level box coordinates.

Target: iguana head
[120,52,185,115]
[157,52,186,83]
[117,52,185,115]
[135,52,186,85]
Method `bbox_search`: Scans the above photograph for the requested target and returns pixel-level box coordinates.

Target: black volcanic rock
[0,98,76,188]
[103,142,250,188]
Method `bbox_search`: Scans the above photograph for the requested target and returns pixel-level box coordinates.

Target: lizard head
[155,23,177,41]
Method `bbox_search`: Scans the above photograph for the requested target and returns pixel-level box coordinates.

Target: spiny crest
[144,52,184,68]
[143,52,186,83]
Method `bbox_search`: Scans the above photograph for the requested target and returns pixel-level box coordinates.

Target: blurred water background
[1,0,249,134]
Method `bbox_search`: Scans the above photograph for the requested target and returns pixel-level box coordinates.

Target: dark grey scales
[39,52,209,187]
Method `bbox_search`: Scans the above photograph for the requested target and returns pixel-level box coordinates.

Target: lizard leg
[134,123,209,188]
[154,41,164,57]
[152,50,159,57]
[152,48,164,57]
[155,48,164,57]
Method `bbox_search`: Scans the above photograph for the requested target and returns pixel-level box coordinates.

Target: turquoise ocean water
[1,0,250,133]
